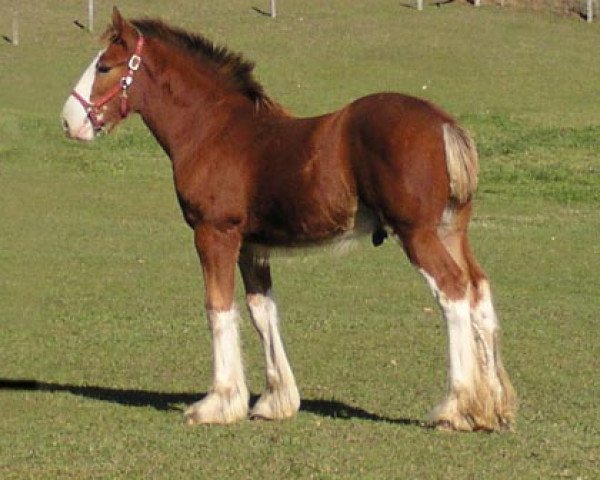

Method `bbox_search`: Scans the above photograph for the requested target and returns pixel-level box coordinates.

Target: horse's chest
[173,166,247,229]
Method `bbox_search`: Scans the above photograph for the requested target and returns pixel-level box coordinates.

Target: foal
[61,8,516,431]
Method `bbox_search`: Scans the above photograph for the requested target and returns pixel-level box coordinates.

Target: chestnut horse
[61,8,516,431]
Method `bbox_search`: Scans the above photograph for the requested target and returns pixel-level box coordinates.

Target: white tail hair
[443,123,479,203]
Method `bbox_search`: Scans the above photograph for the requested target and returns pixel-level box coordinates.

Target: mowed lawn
[1,1,598,478]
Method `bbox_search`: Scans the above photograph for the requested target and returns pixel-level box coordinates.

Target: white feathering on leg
[247,291,300,420]
[184,307,249,424]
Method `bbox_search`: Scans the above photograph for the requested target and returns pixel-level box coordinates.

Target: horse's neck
[136,50,255,161]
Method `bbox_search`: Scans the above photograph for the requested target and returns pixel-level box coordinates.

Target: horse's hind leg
[402,227,478,431]
[462,237,517,429]
[239,246,300,420]
[399,218,515,431]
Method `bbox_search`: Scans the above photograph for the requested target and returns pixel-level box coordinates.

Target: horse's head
[61,7,144,141]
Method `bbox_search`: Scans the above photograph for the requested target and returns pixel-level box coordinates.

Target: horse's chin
[61,116,94,141]
[70,126,96,142]
[65,122,113,142]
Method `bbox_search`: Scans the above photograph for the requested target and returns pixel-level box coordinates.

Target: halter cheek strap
[71,35,145,131]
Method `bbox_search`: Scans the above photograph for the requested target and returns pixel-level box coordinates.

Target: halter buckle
[128,54,142,71]
[121,75,134,89]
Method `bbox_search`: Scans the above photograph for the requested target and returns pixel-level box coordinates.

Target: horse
[61,7,516,431]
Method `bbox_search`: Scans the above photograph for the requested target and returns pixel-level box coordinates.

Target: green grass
[1,1,599,478]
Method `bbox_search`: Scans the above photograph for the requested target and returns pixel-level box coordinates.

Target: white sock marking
[471,281,502,395]
[207,307,246,394]
[247,291,296,390]
[419,269,475,391]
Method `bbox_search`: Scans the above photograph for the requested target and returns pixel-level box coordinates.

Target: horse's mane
[108,18,283,112]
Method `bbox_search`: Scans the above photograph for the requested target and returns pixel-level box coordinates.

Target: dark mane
[122,18,282,112]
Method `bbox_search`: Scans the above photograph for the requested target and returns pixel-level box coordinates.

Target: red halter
[71,35,145,131]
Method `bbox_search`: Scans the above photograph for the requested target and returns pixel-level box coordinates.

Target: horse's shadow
[0,378,424,427]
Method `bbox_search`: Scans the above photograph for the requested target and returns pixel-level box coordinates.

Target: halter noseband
[71,35,145,132]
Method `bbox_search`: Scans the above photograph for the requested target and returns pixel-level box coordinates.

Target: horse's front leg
[184,224,249,425]
[239,247,300,420]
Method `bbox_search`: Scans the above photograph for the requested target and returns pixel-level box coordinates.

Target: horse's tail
[443,123,479,204]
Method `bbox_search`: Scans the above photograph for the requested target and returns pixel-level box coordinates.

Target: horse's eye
[96,63,111,74]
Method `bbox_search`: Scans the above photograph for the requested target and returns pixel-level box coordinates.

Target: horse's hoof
[184,391,248,425]
[250,388,300,421]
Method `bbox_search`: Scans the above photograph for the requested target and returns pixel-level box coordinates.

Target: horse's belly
[247,201,379,248]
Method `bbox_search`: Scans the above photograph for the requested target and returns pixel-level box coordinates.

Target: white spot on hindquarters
[61,50,104,141]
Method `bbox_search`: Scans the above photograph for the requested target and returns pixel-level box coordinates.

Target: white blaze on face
[61,51,104,141]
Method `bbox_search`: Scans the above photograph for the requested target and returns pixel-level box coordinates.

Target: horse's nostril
[62,118,70,133]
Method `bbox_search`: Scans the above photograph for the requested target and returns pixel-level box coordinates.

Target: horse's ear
[111,7,125,32]
[111,6,137,48]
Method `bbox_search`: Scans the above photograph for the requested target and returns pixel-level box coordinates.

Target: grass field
[1,1,599,478]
